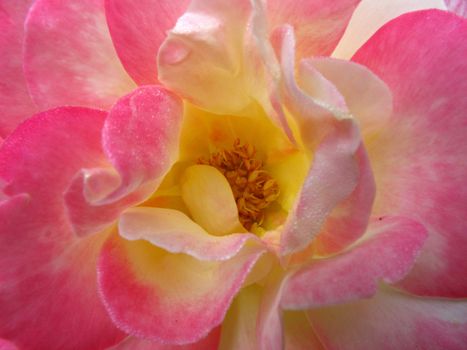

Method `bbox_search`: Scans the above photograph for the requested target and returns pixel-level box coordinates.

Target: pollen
[198,138,280,230]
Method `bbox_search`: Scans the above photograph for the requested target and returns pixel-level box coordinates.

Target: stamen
[198,138,280,230]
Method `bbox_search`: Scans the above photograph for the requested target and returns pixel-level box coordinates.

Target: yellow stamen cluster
[198,139,280,230]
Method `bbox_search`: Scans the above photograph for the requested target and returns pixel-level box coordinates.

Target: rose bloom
[1,0,466,349]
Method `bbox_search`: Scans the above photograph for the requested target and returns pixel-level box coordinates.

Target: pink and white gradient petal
[353,10,467,297]
[308,287,467,350]
[108,327,221,350]
[119,206,259,261]
[65,86,183,237]
[24,0,135,111]
[0,108,124,349]
[282,216,427,309]
[0,0,37,138]
[98,234,264,345]
[105,0,190,85]
[267,0,360,58]
[445,0,467,17]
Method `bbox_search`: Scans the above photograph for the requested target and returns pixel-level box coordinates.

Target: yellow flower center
[198,138,280,230]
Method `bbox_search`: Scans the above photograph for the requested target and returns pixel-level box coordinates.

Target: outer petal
[353,10,467,297]
[0,108,124,349]
[281,216,428,309]
[24,0,135,110]
[333,0,447,59]
[98,234,264,345]
[65,86,183,237]
[445,0,467,17]
[0,0,37,137]
[105,0,190,84]
[119,207,258,261]
[267,0,360,58]
[158,0,254,114]
[109,327,220,350]
[308,287,467,350]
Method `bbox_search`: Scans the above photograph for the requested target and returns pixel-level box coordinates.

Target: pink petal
[24,0,135,110]
[353,10,467,297]
[0,0,37,137]
[98,234,264,345]
[445,0,467,17]
[119,207,259,261]
[108,327,220,350]
[0,338,18,350]
[308,287,467,350]
[105,0,190,85]
[333,0,447,59]
[267,0,360,58]
[65,86,183,237]
[0,108,124,348]
[158,0,254,114]
[281,216,428,309]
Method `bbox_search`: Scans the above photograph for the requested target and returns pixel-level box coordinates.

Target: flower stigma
[198,138,280,231]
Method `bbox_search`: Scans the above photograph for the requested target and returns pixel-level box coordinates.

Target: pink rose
[0,1,466,349]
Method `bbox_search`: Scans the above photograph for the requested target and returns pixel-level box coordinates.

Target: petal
[24,0,135,110]
[308,287,467,350]
[0,339,18,350]
[98,234,264,345]
[108,327,221,350]
[105,0,190,85]
[158,0,254,114]
[119,207,258,261]
[445,0,467,17]
[65,86,183,237]
[0,0,37,137]
[333,0,447,59]
[353,10,467,297]
[281,216,428,309]
[181,165,244,236]
[283,311,325,350]
[0,107,124,348]
[267,0,360,58]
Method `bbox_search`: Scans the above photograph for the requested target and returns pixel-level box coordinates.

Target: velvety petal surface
[65,86,183,237]
[0,0,37,137]
[119,207,257,260]
[0,338,18,350]
[98,234,264,345]
[267,0,360,58]
[105,0,190,84]
[308,287,467,350]
[333,0,447,59]
[353,10,467,297]
[109,327,221,350]
[24,0,135,110]
[0,108,124,349]
[282,216,427,309]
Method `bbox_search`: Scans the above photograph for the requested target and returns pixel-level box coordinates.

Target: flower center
[198,139,280,230]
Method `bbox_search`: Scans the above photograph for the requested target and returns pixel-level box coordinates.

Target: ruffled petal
[445,0,467,17]
[181,165,244,236]
[98,233,264,345]
[308,287,467,350]
[65,86,183,237]
[158,0,254,114]
[24,0,135,110]
[119,207,257,260]
[108,327,220,350]
[0,108,124,349]
[0,0,37,137]
[105,0,190,85]
[281,216,427,309]
[267,0,360,58]
[333,0,447,59]
[353,10,467,297]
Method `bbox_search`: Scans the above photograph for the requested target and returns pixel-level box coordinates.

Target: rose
[1,0,466,349]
